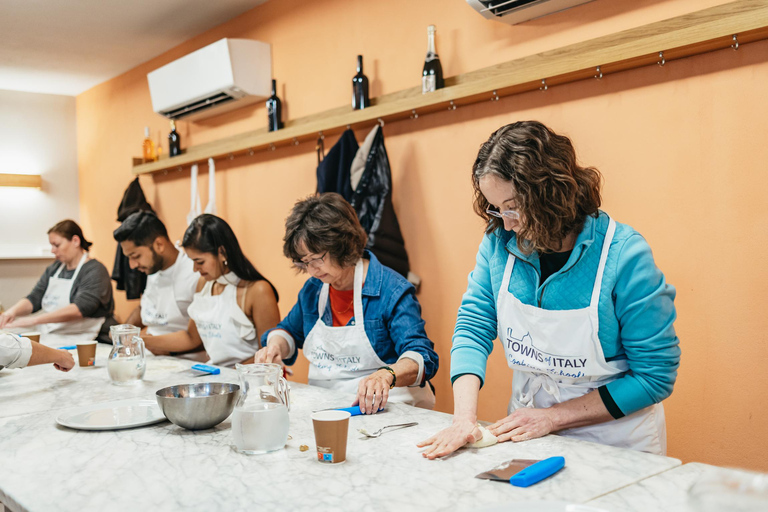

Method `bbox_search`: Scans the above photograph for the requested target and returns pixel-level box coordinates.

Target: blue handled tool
[313,405,385,416]
[59,346,77,350]
[509,456,565,487]
[191,364,220,375]
[476,456,565,487]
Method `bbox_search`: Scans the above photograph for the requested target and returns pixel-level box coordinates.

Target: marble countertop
[0,356,682,512]
[587,462,768,512]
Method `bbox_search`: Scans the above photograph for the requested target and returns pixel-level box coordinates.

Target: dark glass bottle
[168,120,181,157]
[266,79,284,132]
[422,25,444,93]
[352,55,370,110]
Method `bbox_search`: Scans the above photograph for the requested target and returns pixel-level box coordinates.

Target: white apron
[38,254,103,339]
[186,158,216,226]
[187,274,257,367]
[498,218,666,455]
[304,260,435,409]
[141,252,192,336]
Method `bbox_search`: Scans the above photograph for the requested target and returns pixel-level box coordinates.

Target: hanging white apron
[39,254,104,339]
[498,218,666,455]
[304,260,435,409]
[203,157,216,215]
[141,250,194,336]
[186,163,202,225]
[187,274,257,367]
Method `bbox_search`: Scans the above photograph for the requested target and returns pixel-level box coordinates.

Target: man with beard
[113,212,200,343]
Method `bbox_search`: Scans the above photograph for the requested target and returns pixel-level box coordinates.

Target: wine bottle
[352,55,370,110]
[168,120,181,157]
[266,79,284,132]
[422,25,444,94]
[142,126,156,163]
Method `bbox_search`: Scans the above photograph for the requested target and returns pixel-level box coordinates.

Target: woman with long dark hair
[144,214,280,367]
[420,121,680,457]
[0,220,116,344]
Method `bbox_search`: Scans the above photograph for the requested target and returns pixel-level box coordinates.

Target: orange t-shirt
[329,286,355,327]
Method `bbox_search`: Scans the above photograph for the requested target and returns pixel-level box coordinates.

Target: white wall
[0,89,80,309]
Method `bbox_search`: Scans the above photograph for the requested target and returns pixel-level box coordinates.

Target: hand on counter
[417,416,482,459]
[0,311,16,328]
[352,369,393,414]
[6,316,36,329]
[254,344,284,364]
[54,350,75,372]
[488,407,556,443]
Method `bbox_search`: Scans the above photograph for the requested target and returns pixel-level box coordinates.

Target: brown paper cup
[22,332,40,343]
[311,410,351,464]
[76,341,98,367]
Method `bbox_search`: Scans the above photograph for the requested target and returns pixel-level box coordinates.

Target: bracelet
[378,366,396,389]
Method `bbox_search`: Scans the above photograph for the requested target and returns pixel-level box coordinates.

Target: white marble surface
[587,462,768,512]
[0,357,682,512]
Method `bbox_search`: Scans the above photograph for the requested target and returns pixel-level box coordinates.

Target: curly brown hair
[283,193,368,270]
[472,121,602,254]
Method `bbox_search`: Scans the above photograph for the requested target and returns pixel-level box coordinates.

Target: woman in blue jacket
[420,121,679,457]
[256,193,437,413]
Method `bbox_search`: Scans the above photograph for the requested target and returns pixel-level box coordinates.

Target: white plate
[56,399,167,431]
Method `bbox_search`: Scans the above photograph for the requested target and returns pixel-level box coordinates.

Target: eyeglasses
[486,208,520,220]
[293,252,327,271]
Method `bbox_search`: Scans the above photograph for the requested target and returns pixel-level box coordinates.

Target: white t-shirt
[141,250,200,336]
[0,333,32,369]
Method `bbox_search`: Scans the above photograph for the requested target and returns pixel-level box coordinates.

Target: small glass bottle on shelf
[422,25,444,94]
[352,55,370,110]
[266,79,284,132]
[142,126,156,163]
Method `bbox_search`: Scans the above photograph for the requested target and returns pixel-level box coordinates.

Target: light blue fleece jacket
[450,211,680,417]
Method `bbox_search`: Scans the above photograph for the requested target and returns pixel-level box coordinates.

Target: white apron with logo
[141,252,192,336]
[304,260,435,409]
[498,218,666,455]
[38,254,104,339]
[187,274,257,367]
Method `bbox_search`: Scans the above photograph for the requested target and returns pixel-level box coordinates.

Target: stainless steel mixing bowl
[155,382,240,430]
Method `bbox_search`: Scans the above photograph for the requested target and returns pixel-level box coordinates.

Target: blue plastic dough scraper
[475,456,565,487]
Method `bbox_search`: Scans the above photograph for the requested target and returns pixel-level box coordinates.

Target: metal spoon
[358,422,419,438]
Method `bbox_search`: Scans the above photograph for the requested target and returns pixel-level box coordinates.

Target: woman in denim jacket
[256,193,438,413]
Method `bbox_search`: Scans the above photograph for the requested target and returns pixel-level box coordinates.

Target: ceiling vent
[466,0,594,25]
[147,38,271,121]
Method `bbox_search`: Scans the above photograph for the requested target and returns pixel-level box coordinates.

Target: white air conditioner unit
[147,38,271,121]
[466,0,594,25]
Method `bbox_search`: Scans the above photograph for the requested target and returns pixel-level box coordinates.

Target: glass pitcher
[233,363,290,454]
[107,324,146,386]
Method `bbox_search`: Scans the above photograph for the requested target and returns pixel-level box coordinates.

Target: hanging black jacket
[316,129,357,200]
[111,178,153,300]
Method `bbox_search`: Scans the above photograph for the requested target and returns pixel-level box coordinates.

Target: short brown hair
[283,193,368,269]
[48,219,92,251]
[472,121,602,254]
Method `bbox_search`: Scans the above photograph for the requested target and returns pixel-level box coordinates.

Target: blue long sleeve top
[451,211,680,417]
[262,251,439,383]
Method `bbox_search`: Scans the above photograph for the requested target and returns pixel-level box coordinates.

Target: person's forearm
[452,374,481,422]
[125,306,144,329]
[388,357,419,387]
[549,389,613,431]
[144,330,199,354]
[8,299,34,317]
[30,303,83,325]
[28,342,68,367]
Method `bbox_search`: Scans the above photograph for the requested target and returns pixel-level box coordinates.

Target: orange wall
[76,0,768,470]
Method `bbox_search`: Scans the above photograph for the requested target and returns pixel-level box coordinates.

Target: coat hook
[318,131,324,140]
[177,167,182,173]
[292,137,299,146]
[162,169,168,176]
[248,148,255,156]
[595,66,602,80]
[228,153,234,160]
[657,51,665,66]
[410,109,419,119]
[731,34,739,50]
[491,90,499,101]
[269,143,276,151]
[539,79,548,91]
[377,118,384,127]
[448,100,457,110]
[346,124,351,130]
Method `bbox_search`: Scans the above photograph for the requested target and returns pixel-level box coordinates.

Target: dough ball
[468,425,498,448]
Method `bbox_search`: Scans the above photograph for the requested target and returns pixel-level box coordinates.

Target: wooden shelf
[133,0,768,176]
[0,173,43,188]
